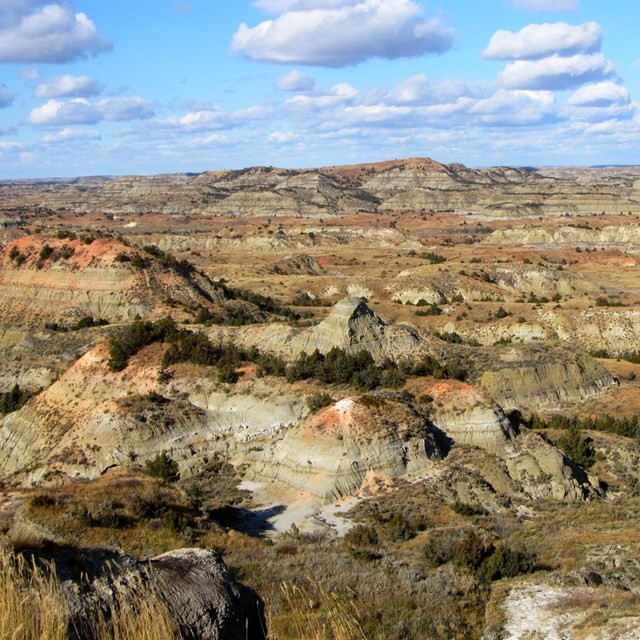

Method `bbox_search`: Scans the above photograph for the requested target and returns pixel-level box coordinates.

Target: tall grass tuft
[0,545,179,640]
[91,583,180,640]
[270,581,368,640]
[0,546,67,640]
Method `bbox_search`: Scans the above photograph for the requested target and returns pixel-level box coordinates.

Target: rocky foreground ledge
[29,544,267,640]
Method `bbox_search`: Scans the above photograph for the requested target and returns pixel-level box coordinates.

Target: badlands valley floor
[1,158,640,639]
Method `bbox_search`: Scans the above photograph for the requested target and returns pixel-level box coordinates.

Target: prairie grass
[0,546,67,640]
[268,581,368,640]
[0,544,179,640]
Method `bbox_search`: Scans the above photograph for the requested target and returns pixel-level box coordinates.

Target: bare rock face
[483,224,640,249]
[246,395,441,500]
[3,159,640,218]
[53,547,267,640]
[0,236,225,329]
[272,253,325,276]
[502,430,599,501]
[479,350,616,410]
[428,380,515,454]
[239,296,422,363]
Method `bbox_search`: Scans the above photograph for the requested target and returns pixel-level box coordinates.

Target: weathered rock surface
[483,223,640,250]
[51,546,266,640]
[272,253,325,276]
[427,380,515,453]
[2,158,639,218]
[0,236,225,328]
[0,342,305,483]
[479,349,616,410]
[236,296,422,363]
[246,395,442,500]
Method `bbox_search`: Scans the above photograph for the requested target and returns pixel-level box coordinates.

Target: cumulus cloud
[500,53,615,90]
[277,69,315,92]
[268,131,296,142]
[34,74,101,98]
[0,1,112,63]
[230,0,454,67]
[27,97,154,125]
[511,0,579,10]
[469,89,557,125]
[0,84,14,107]
[146,104,273,134]
[390,74,492,105]
[286,82,358,110]
[185,133,229,147]
[483,22,601,60]
[40,126,101,143]
[567,82,630,107]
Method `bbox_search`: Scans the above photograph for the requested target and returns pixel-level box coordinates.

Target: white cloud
[511,0,579,10]
[268,131,296,142]
[390,75,493,105]
[27,97,154,125]
[277,69,315,92]
[231,0,454,67]
[470,89,557,125]
[484,22,601,60]
[34,74,101,98]
[186,133,230,147]
[500,53,615,90]
[567,82,630,107]
[0,1,112,63]
[40,127,101,143]
[254,1,357,11]
[0,84,14,107]
[286,82,358,110]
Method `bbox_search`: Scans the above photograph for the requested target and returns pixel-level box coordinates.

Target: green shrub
[306,393,335,413]
[387,513,415,542]
[144,452,180,483]
[558,424,596,468]
[345,524,379,547]
[29,494,57,508]
[0,384,35,415]
[450,500,483,517]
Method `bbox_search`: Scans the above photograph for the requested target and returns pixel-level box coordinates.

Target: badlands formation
[1,158,640,639]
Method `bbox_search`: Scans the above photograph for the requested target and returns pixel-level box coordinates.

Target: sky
[0,0,639,178]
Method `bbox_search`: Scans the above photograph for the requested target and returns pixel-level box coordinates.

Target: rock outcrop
[0,236,225,328]
[427,380,515,454]
[479,349,616,410]
[48,546,265,640]
[3,159,639,218]
[273,253,325,276]
[246,395,441,500]
[237,296,422,363]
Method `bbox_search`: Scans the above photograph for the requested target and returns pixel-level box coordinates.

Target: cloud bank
[230,0,454,67]
[0,1,111,63]
[34,74,101,98]
[483,22,601,60]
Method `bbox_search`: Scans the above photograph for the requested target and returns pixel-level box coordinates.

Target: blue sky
[0,0,639,178]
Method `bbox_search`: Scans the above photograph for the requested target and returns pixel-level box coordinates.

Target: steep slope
[2,158,639,219]
[237,296,422,362]
[0,235,225,328]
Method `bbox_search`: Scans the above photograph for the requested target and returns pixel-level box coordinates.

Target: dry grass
[0,545,67,640]
[268,581,368,640]
[90,584,179,640]
[0,544,179,640]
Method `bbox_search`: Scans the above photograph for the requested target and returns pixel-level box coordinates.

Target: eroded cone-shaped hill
[246,395,442,501]
[0,235,225,328]
[237,296,422,363]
